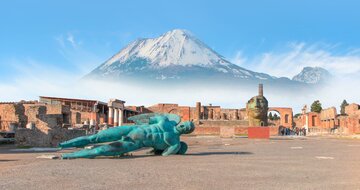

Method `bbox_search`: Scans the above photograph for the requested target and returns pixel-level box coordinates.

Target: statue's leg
[59,126,134,148]
[61,140,142,159]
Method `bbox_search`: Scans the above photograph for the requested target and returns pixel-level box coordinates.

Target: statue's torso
[128,123,178,150]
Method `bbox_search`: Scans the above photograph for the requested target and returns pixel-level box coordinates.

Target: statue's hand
[162,143,181,156]
[177,142,188,155]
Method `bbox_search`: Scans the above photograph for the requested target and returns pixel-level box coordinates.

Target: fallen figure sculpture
[59,113,195,159]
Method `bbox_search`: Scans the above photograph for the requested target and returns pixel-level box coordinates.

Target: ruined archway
[268,110,281,126]
[268,107,293,128]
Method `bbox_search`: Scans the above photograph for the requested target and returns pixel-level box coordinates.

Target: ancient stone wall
[147,104,193,121]
[294,112,320,129]
[146,103,244,122]
[193,120,279,137]
[320,107,337,120]
[338,115,360,134]
[308,112,321,127]
[219,109,240,120]
[239,109,247,120]
[10,103,86,147]
[0,103,27,131]
[71,111,81,125]
[16,128,85,147]
[193,127,220,135]
[45,104,63,114]
[69,110,98,125]
[345,104,360,116]
[78,111,92,124]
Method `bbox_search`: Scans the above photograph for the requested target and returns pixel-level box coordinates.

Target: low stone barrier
[193,120,279,137]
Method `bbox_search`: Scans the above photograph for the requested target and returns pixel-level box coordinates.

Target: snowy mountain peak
[102,29,229,68]
[163,29,192,39]
[88,29,275,82]
[292,66,331,84]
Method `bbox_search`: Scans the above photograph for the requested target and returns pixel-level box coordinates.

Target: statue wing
[128,113,157,125]
[164,113,181,125]
[128,113,181,125]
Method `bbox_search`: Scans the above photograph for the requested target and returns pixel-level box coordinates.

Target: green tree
[311,100,322,113]
[268,112,273,120]
[340,99,349,115]
[294,113,301,118]
[273,113,280,120]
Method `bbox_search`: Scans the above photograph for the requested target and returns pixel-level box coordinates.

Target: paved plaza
[0,136,359,190]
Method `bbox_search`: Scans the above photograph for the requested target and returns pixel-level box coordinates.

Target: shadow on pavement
[0,159,18,162]
[89,151,253,159]
[186,151,253,156]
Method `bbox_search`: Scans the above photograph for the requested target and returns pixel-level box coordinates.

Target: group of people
[278,126,306,136]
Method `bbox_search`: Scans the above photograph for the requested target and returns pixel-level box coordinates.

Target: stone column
[259,83,264,97]
[108,107,114,125]
[196,102,201,120]
[114,109,119,126]
[118,109,123,126]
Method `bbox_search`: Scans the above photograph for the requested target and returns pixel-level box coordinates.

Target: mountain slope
[86,29,275,82]
[292,67,331,84]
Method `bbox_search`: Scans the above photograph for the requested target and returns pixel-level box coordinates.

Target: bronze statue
[246,84,268,126]
[59,113,195,159]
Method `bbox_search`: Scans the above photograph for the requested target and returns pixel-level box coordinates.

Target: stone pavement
[0,136,359,190]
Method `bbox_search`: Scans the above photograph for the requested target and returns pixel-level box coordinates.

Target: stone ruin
[0,102,85,147]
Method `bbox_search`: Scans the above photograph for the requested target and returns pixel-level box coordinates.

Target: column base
[108,117,113,125]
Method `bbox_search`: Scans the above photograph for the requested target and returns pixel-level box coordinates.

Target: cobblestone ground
[1,136,360,190]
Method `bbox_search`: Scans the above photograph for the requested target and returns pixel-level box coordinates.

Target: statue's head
[247,96,268,118]
[246,95,268,126]
[176,121,195,134]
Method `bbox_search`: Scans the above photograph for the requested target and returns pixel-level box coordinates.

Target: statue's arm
[162,132,180,156]
[162,143,181,156]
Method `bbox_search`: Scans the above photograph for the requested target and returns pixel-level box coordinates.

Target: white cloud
[55,33,82,49]
[66,33,77,48]
[230,51,247,66]
[0,58,254,108]
[54,32,104,74]
[235,42,360,78]
[0,57,359,114]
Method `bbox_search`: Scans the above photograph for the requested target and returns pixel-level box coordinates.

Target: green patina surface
[60,113,195,159]
[246,95,269,126]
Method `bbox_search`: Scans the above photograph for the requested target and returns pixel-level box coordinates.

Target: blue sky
[0,0,359,109]
[1,0,360,75]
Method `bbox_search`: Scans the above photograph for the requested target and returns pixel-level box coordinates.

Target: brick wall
[192,120,279,137]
